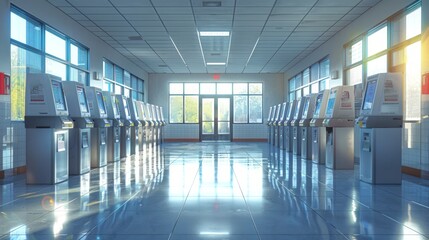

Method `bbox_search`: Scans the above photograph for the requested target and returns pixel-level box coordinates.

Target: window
[367,26,387,57]
[289,57,329,101]
[10,7,89,121]
[103,59,144,101]
[169,82,263,124]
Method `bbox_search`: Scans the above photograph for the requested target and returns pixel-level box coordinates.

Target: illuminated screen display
[52,80,66,111]
[363,80,377,110]
[325,93,336,116]
[122,97,130,117]
[96,91,106,114]
[294,100,301,119]
[302,98,310,118]
[76,86,89,113]
[314,94,323,117]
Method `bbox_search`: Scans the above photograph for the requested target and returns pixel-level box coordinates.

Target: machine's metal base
[26,129,69,184]
[107,126,121,162]
[90,128,107,168]
[312,127,326,164]
[301,127,312,160]
[293,126,301,156]
[360,128,402,184]
[69,128,91,175]
[326,127,354,170]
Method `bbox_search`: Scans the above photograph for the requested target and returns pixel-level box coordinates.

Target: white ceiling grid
[47,0,381,74]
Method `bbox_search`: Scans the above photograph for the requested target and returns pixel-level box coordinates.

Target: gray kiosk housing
[62,81,94,175]
[299,94,317,160]
[357,73,403,184]
[128,98,143,155]
[291,98,306,156]
[116,95,134,158]
[278,102,289,150]
[25,74,73,184]
[273,103,282,147]
[103,91,122,162]
[266,106,274,145]
[323,85,355,170]
[86,86,110,168]
[283,100,297,152]
[310,90,330,164]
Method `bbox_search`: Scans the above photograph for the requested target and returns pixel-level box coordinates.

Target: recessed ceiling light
[128,36,143,41]
[199,31,230,37]
[202,1,222,7]
[207,62,226,66]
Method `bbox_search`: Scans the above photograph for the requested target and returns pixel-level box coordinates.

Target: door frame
[199,95,233,142]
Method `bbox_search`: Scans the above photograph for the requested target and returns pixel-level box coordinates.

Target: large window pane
[405,41,421,121]
[346,40,362,65]
[169,83,183,94]
[115,84,122,94]
[70,67,88,84]
[406,7,421,40]
[70,43,88,69]
[138,79,144,92]
[45,30,66,60]
[11,12,42,50]
[234,96,248,123]
[124,88,130,98]
[289,92,295,101]
[249,83,262,94]
[302,68,310,85]
[367,55,387,77]
[303,86,310,96]
[103,80,114,92]
[115,66,123,84]
[217,83,232,94]
[347,65,362,85]
[367,26,387,57]
[131,75,138,90]
[103,61,114,80]
[295,74,302,88]
[11,45,42,121]
[249,96,262,123]
[311,82,319,93]
[170,96,183,123]
[310,63,319,82]
[185,96,199,123]
[45,57,66,80]
[233,83,248,94]
[185,83,199,94]
[201,83,216,94]
[320,58,330,78]
[320,79,327,91]
[124,71,131,87]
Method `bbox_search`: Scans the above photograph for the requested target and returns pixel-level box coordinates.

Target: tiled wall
[402,123,421,169]
[0,96,11,171]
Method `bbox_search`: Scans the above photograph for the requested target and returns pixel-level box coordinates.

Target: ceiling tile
[77,7,118,14]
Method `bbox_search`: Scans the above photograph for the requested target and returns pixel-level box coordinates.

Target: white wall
[148,73,284,140]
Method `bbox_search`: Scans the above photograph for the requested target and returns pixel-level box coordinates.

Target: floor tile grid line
[0,146,169,239]
[0,148,157,208]
[232,162,263,240]
[264,146,429,239]
[254,148,352,239]
[78,145,181,240]
[167,152,204,240]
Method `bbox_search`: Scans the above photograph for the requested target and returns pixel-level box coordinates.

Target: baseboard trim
[0,166,27,179]
[164,138,200,142]
[232,138,268,142]
[401,166,421,178]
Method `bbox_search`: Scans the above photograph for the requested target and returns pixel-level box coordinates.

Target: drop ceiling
[47,0,381,74]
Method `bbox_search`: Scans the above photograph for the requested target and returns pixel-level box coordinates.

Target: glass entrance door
[200,96,232,141]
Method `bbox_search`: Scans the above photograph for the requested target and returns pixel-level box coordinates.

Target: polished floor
[1,142,429,240]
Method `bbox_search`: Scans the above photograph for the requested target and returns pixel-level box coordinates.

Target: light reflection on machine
[299,94,317,160]
[266,106,274,145]
[310,90,329,165]
[278,102,289,150]
[86,87,110,168]
[116,95,134,159]
[291,98,306,156]
[356,73,403,184]
[63,81,94,175]
[283,100,297,152]
[128,98,142,157]
[103,91,122,163]
[323,86,355,170]
[25,74,73,184]
[272,103,282,147]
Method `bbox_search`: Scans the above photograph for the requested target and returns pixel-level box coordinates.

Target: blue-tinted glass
[103,61,114,80]
[115,66,123,84]
[11,11,42,50]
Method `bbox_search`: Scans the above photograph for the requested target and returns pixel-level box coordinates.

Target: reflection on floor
[1,142,429,240]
